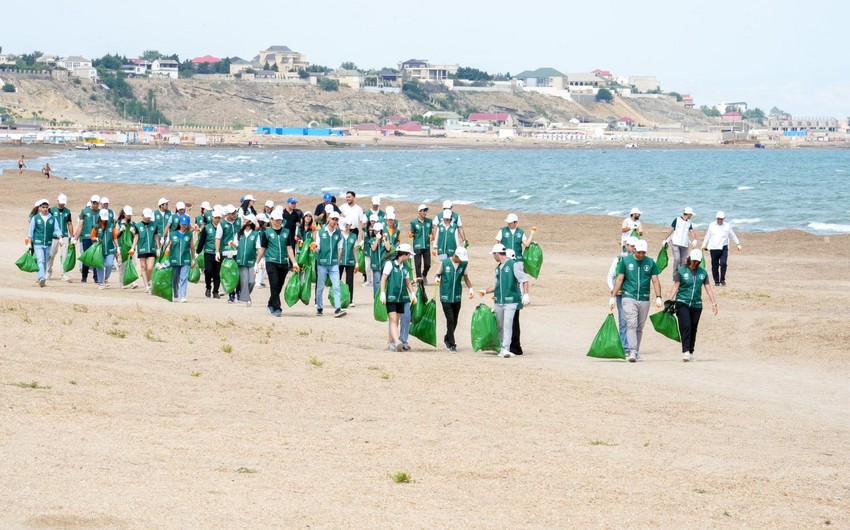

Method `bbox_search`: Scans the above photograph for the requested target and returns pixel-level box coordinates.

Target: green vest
[340,232,358,266]
[79,207,98,241]
[369,235,387,271]
[435,222,458,257]
[617,255,659,301]
[235,230,260,267]
[675,265,709,308]
[260,226,290,264]
[104,209,115,233]
[31,214,60,246]
[49,206,72,237]
[385,260,410,303]
[202,223,219,254]
[439,259,468,303]
[217,219,236,249]
[154,209,172,236]
[169,230,193,266]
[368,209,385,223]
[500,227,525,262]
[410,217,433,251]
[169,212,185,233]
[494,258,522,304]
[134,221,158,254]
[316,228,342,266]
[195,214,205,228]
[383,226,401,247]
[93,225,116,256]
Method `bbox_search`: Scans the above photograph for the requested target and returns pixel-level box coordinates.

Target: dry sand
[1,147,849,529]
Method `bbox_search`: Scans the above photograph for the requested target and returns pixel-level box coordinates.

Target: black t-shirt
[281,208,303,245]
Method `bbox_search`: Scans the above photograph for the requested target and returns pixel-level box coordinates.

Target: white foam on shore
[320,186,337,192]
[278,188,295,193]
[737,186,753,190]
[561,199,580,205]
[226,178,243,183]
[518,195,532,200]
[452,200,476,205]
[508,189,517,193]
[807,222,850,233]
[606,210,624,216]
[731,218,762,225]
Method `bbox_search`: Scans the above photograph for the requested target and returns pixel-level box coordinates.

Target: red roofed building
[616,117,634,130]
[722,111,743,122]
[468,112,512,126]
[355,123,380,132]
[191,55,221,65]
[592,68,613,79]
[398,121,422,132]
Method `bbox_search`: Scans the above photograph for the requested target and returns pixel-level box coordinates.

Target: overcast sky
[4,0,848,118]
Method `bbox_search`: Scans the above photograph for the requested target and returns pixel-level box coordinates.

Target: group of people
[608,206,742,362]
[24,191,537,357]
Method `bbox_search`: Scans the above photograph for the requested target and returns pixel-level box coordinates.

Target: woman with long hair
[27,198,63,287]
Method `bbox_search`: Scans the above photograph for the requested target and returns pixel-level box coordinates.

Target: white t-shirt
[339,203,365,229]
[669,216,693,247]
[621,217,642,244]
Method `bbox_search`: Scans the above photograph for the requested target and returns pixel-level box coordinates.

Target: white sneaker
[362,281,371,287]
[682,353,692,362]
[99,283,110,290]
[628,353,637,362]
[180,298,187,303]
[61,275,69,282]
[387,343,398,351]
[498,350,512,358]
[246,301,252,307]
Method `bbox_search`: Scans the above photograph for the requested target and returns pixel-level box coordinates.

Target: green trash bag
[356,247,366,273]
[79,241,104,269]
[284,272,302,307]
[63,243,77,273]
[296,245,314,268]
[405,258,415,282]
[309,260,317,284]
[196,252,205,270]
[410,298,437,347]
[220,257,239,293]
[119,229,133,262]
[656,245,669,273]
[650,310,680,342]
[328,282,351,309]
[122,259,140,286]
[587,314,627,359]
[523,242,543,279]
[16,250,39,273]
[373,289,388,322]
[299,271,312,305]
[699,257,706,271]
[470,303,501,352]
[412,283,427,324]
[325,271,332,287]
[188,263,201,284]
[151,265,173,302]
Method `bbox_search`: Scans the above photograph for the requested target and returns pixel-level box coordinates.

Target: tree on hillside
[402,80,428,103]
[93,53,124,70]
[20,51,43,66]
[700,105,721,117]
[141,50,162,62]
[452,67,493,82]
[179,59,194,78]
[298,69,310,79]
[744,107,766,124]
[596,88,613,103]
[263,61,271,71]
[340,61,358,71]
[318,78,339,91]
[214,58,231,74]
[307,64,331,73]
[725,104,742,114]
[668,91,683,102]
[270,63,279,72]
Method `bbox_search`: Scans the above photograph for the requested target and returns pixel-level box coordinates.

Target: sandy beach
[1,149,849,528]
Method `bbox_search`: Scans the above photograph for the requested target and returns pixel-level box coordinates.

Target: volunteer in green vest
[164,214,196,303]
[610,239,663,362]
[314,211,346,318]
[367,196,386,224]
[338,218,359,307]
[257,209,298,316]
[47,193,74,282]
[432,200,468,248]
[196,201,212,229]
[91,209,117,289]
[362,214,379,286]
[495,213,534,264]
[606,236,638,352]
[480,244,530,358]
[154,198,172,246]
[116,206,139,289]
[369,221,389,298]
[132,208,159,293]
[196,208,222,298]
[254,212,270,289]
[436,247,474,353]
[383,212,401,247]
[379,243,417,351]
[667,248,718,362]
[409,204,434,284]
[164,201,188,240]
[232,215,261,307]
[27,198,64,287]
[215,204,238,263]
[75,194,101,283]
[433,209,460,260]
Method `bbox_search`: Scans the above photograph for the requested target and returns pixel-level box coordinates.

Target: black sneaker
[334,308,346,318]
[316,308,323,316]
[449,346,457,353]
[267,306,274,315]
[205,288,211,298]
[213,292,220,299]
[720,281,726,286]
[444,340,452,352]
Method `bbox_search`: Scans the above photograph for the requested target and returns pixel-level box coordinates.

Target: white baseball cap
[201,201,212,210]
[683,207,694,215]
[91,195,101,203]
[442,200,453,209]
[369,214,379,222]
[397,243,413,254]
[630,207,642,215]
[142,208,153,219]
[273,205,284,214]
[386,206,395,215]
[490,243,506,254]
[257,213,269,223]
[123,206,133,215]
[716,211,725,219]
[634,240,648,252]
[329,211,340,219]
[626,236,639,247]
[243,194,255,202]
[244,214,257,225]
[386,212,395,220]
[371,196,381,205]
[270,210,283,220]
[505,213,519,223]
[34,198,49,207]
[265,200,274,208]
[157,197,168,206]
[689,248,703,262]
[373,222,384,231]
[454,248,468,262]
[418,203,428,211]
[212,208,223,218]
[442,209,453,219]
[58,194,68,204]
[224,205,237,215]
[100,197,110,204]
[176,201,186,210]
[99,209,109,220]
[324,204,334,214]
[338,218,349,228]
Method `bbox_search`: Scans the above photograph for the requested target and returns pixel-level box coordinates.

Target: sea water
[13,147,850,234]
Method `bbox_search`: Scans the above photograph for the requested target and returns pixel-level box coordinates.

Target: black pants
[204,252,221,293]
[266,261,289,310]
[340,264,355,303]
[710,246,729,284]
[80,238,99,283]
[675,302,703,354]
[510,309,523,355]
[441,301,461,347]
[414,249,431,280]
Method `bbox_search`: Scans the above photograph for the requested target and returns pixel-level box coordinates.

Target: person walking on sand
[367,196,386,224]
[667,249,718,362]
[196,201,212,229]
[281,198,303,247]
[42,163,52,179]
[607,236,638,352]
[339,191,366,240]
[75,195,101,284]
[197,207,223,298]
[91,209,117,289]
[47,194,73,282]
[622,207,643,251]
[432,200,468,247]
[231,215,261,307]
[314,211,347,318]
[610,239,663,362]
[132,208,159,293]
[495,213,534,265]
[662,207,697,278]
[257,209,298,316]
[701,211,742,287]
[154,198,172,247]
[18,155,25,174]
[433,209,460,261]
[339,219,359,306]
[369,221,389,298]
[409,204,433,284]
[27,199,64,287]
[436,247,474,352]
[479,244,530,359]
[164,214,196,303]
[379,243,417,351]
[116,206,139,289]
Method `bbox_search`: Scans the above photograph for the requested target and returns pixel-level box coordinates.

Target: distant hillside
[0,77,715,130]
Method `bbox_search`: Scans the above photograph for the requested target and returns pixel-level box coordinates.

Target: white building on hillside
[58,56,97,82]
[151,59,179,79]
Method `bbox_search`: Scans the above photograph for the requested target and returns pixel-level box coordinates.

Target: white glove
[655,296,663,309]
[160,236,165,245]
[736,244,742,251]
[379,291,386,304]
[691,240,697,248]
[522,293,530,305]
[609,297,616,310]
[661,240,667,248]
[70,237,77,245]
[215,252,221,261]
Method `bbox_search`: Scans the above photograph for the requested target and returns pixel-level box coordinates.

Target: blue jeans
[399,302,411,344]
[81,239,99,283]
[615,295,630,351]
[372,269,382,299]
[95,254,115,284]
[33,245,50,282]
[316,264,341,310]
[172,265,190,299]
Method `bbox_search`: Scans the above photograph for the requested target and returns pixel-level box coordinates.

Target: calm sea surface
[10,147,850,234]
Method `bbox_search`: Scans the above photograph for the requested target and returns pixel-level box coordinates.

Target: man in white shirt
[662,207,697,278]
[432,200,468,246]
[621,207,643,250]
[701,211,742,286]
[338,190,366,239]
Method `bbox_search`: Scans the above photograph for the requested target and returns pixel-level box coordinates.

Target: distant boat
[325,140,350,148]
[625,143,638,149]
[74,145,92,150]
